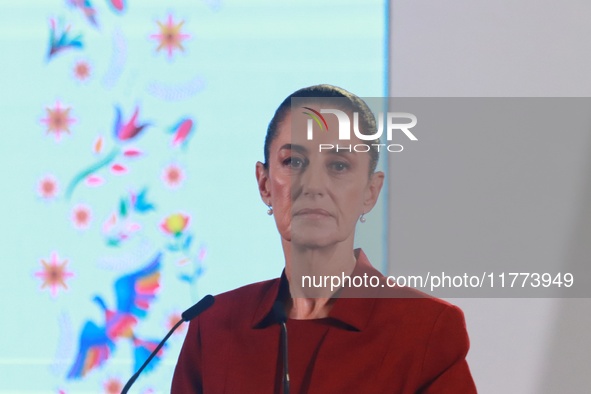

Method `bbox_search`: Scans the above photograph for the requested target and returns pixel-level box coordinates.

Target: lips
[294,208,332,217]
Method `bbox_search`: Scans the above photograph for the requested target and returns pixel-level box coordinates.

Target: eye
[283,157,306,169]
[330,161,350,172]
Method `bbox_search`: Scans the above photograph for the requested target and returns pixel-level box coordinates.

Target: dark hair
[263,84,380,174]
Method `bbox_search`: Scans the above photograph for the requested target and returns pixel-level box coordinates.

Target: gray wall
[388,1,591,393]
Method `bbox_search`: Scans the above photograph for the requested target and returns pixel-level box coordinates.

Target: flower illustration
[160,213,189,237]
[150,14,190,59]
[35,252,74,297]
[38,175,59,199]
[162,164,184,188]
[47,18,83,60]
[71,204,92,230]
[113,106,149,142]
[169,118,195,148]
[41,101,75,141]
[73,60,91,81]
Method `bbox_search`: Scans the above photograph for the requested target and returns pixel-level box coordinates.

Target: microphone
[182,294,215,321]
[273,301,290,394]
[121,295,215,394]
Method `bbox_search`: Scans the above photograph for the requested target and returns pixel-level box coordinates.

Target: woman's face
[256,105,384,249]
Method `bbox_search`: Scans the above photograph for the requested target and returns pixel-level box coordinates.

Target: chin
[290,233,339,249]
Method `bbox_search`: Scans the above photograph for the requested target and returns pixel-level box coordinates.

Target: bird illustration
[168,118,195,148]
[67,253,163,379]
[113,106,150,142]
[67,0,99,27]
[48,18,83,60]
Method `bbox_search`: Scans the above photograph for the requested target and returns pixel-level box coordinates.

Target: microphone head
[272,300,287,324]
[182,294,215,322]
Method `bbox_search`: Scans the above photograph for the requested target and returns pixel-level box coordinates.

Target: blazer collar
[251,248,382,331]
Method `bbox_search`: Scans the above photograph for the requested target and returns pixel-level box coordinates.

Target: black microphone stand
[120,295,214,394]
[273,301,290,394]
[121,319,183,393]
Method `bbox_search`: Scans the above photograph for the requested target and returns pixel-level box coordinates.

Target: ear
[255,161,272,204]
[363,171,385,213]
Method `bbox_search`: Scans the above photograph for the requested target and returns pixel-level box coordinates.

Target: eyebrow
[279,144,308,154]
[279,143,357,158]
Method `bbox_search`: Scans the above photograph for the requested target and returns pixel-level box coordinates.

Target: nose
[299,162,327,198]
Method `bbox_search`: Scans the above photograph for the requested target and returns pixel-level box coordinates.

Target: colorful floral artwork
[161,213,189,238]
[105,0,126,13]
[113,106,150,142]
[161,164,184,188]
[150,15,190,59]
[102,188,154,247]
[67,0,99,28]
[85,175,105,187]
[48,18,83,60]
[41,102,75,141]
[159,211,207,298]
[73,60,91,81]
[71,204,92,230]
[65,107,150,199]
[65,148,117,198]
[169,117,195,148]
[38,175,59,199]
[130,188,155,213]
[110,163,128,174]
[35,252,74,297]
[93,135,104,154]
[32,1,215,391]
[178,243,207,287]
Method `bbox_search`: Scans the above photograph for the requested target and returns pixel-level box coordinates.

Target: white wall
[388,1,591,392]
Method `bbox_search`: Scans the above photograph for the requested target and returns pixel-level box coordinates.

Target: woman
[171,85,477,393]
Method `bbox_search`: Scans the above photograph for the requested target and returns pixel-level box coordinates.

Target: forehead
[275,103,362,146]
[269,107,373,172]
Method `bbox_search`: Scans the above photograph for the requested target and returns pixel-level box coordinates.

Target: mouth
[294,208,332,218]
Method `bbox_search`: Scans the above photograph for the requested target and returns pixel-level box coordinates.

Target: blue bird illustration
[67,253,163,379]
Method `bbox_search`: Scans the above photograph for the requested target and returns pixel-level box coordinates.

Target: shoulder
[212,277,278,307]
[353,249,464,323]
[371,289,475,391]
[371,284,467,336]
[195,277,279,329]
[377,284,457,310]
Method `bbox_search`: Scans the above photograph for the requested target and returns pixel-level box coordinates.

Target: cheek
[269,175,293,219]
[341,181,369,210]
[269,177,293,238]
[271,176,291,200]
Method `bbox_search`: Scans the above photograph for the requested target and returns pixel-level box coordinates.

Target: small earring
[267,204,273,215]
[359,213,366,223]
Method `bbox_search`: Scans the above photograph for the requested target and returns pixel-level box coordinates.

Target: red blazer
[172,250,477,393]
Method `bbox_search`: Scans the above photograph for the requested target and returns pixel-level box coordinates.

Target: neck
[282,239,357,319]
